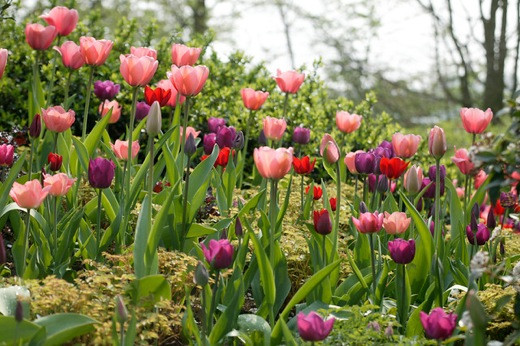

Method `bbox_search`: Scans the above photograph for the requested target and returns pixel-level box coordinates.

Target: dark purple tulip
[500,192,517,208]
[487,209,496,229]
[208,117,226,134]
[420,308,457,340]
[428,165,446,182]
[29,113,41,138]
[371,152,382,174]
[313,209,332,235]
[466,223,490,245]
[416,198,423,212]
[200,239,234,269]
[297,311,335,342]
[354,152,376,174]
[359,201,368,213]
[93,80,120,101]
[388,238,415,264]
[368,174,388,193]
[428,220,434,236]
[216,126,236,148]
[88,157,115,189]
[258,130,267,146]
[203,133,217,155]
[184,133,197,156]
[375,140,394,158]
[235,217,243,237]
[422,178,444,198]
[135,101,150,121]
[233,131,244,150]
[293,126,311,145]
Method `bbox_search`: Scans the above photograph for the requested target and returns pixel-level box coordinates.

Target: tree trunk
[191,0,208,36]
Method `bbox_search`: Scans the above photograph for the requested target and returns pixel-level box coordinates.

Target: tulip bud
[47,152,63,171]
[313,209,332,235]
[146,101,162,136]
[135,101,151,121]
[258,130,267,146]
[115,295,128,323]
[184,133,197,156]
[29,113,41,138]
[428,126,447,159]
[359,201,368,213]
[15,300,23,323]
[487,209,496,229]
[235,217,243,237]
[404,165,423,195]
[377,175,389,193]
[471,203,479,232]
[233,131,244,150]
[194,261,209,286]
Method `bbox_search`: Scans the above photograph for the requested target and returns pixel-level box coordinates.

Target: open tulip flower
[460,107,493,134]
[168,65,209,96]
[40,6,78,36]
[42,106,75,132]
[200,239,234,269]
[25,23,58,51]
[156,79,185,107]
[43,173,76,197]
[297,311,335,342]
[98,100,121,124]
[293,156,316,175]
[352,211,384,234]
[451,147,475,175]
[171,43,202,66]
[144,85,171,107]
[120,53,158,87]
[391,133,421,158]
[263,116,287,141]
[336,111,362,133]
[254,146,293,180]
[54,41,84,70]
[388,238,415,264]
[80,37,113,66]
[383,211,411,234]
[111,140,140,161]
[420,308,457,340]
[180,126,201,142]
[10,180,51,209]
[274,69,305,94]
[306,185,323,200]
[241,88,269,110]
[379,157,409,180]
[130,46,157,59]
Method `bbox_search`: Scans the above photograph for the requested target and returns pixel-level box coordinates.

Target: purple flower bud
[359,201,368,213]
[292,126,311,145]
[385,325,394,337]
[235,217,243,237]
[258,130,267,146]
[354,152,376,174]
[216,126,236,148]
[203,133,217,155]
[297,311,335,342]
[233,131,244,150]
[388,238,415,264]
[93,80,120,101]
[115,295,128,323]
[487,209,496,229]
[420,308,457,341]
[135,101,151,121]
[200,239,234,269]
[416,198,423,212]
[313,209,332,235]
[185,133,197,156]
[429,220,434,236]
[88,157,115,189]
[15,300,23,323]
[428,165,446,182]
[368,174,388,193]
[29,113,41,138]
[466,223,490,245]
[208,117,226,134]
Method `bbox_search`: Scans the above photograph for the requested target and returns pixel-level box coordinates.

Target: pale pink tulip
[241,88,269,110]
[404,165,423,194]
[54,41,84,70]
[156,79,185,107]
[130,46,157,59]
[43,173,76,197]
[451,147,475,175]
[25,23,58,50]
[274,69,305,94]
[0,49,7,79]
[119,54,158,87]
[392,133,421,158]
[180,126,201,142]
[474,170,488,189]
[40,6,78,36]
[41,106,75,132]
[263,116,286,141]
[351,211,384,234]
[98,100,122,124]
[383,211,411,234]
[167,65,209,96]
[171,44,202,66]
[428,126,447,159]
[320,134,340,164]
[460,107,493,134]
[254,146,293,180]
[10,180,51,209]
[110,140,140,160]
[80,37,113,66]
[344,150,363,174]
[336,111,362,133]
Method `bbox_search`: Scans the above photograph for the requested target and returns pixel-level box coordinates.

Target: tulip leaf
[71,137,89,176]
[127,274,171,305]
[0,156,25,207]
[445,179,469,264]
[34,313,98,345]
[249,230,276,307]
[0,316,42,344]
[237,314,271,346]
[186,223,217,238]
[133,194,151,279]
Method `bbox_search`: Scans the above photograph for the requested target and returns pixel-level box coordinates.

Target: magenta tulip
[420,308,457,340]
[388,238,415,264]
[200,239,234,269]
[297,311,335,342]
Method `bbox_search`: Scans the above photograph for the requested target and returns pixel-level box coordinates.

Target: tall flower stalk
[81,66,95,140]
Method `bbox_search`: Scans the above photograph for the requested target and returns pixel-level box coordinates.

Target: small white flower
[470,251,489,279]
[459,311,473,330]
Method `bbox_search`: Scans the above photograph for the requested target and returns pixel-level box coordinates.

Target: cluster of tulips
[1,4,520,345]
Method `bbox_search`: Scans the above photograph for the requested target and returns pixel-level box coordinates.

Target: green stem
[81,66,95,140]
[354,174,358,201]
[53,132,58,154]
[120,321,125,346]
[63,69,73,107]
[201,286,207,336]
[300,174,304,213]
[362,176,367,206]
[269,179,278,269]
[53,196,58,254]
[208,270,220,330]
[32,53,40,115]
[322,234,327,268]
[282,93,289,118]
[96,189,102,260]
[464,173,469,213]
[181,155,191,250]
[27,140,35,181]
[329,161,341,263]
[180,98,190,160]
[433,159,443,307]
[169,93,180,126]
[399,264,407,330]
[21,209,31,277]
[46,36,61,107]
[369,233,377,296]
[238,109,254,189]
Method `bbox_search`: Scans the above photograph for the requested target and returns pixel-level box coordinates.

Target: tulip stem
[120,321,125,346]
[46,36,61,107]
[433,159,443,307]
[300,174,304,214]
[354,175,358,201]
[53,132,58,154]
[53,196,58,254]
[269,179,278,270]
[96,189,103,260]
[148,135,155,252]
[322,234,327,268]
[63,69,72,107]
[28,140,35,181]
[464,174,469,214]
[369,233,377,296]
[81,66,95,140]
[20,209,31,277]
[329,161,341,263]
[238,110,253,189]
[181,155,191,250]
[398,264,407,332]
[169,93,180,127]
[362,176,367,206]
[208,270,220,330]
[180,98,190,163]
[282,92,289,119]
[31,53,40,116]
[371,173,379,210]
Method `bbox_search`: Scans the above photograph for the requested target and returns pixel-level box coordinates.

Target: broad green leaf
[249,231,276,307]
[0,156,25,206]
[0,286,30,318]
[186,223,217,238]
[209,277,245,345]
[34,313,98,345]
[237,314,271,346]
[128,275,171,304]
[133,195,151,278]
[0,316,41,343]
[145,191,175,273]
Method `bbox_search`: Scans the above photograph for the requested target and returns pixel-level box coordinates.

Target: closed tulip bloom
[216,126,236,148]
[274,69,305,93]
[0,48,7,79]
[388,238,415,264]
[336,111,362,133]
[460,107,493,134]
[43,173,76,197]
[380,157,409,180]
[428,126,447,159]
[0,144,14,167]
[29,114,41,138]
[313,209,332,235]
[344,150,362,174]
[203,133,217,155]
[354,151,376,174]
[10,180,51,209]
[80,37,113,66]
[25,23,58,50]
[320,134,340,164]
[420,308,457,340]
[156,79,185,107]
[99,100,121,124]
[233,131,244,150]
[392,133,421,158]
[263,116,287,141]
[47,152,62,171]
[111,140,139,160]
[330,197,337,211]
[451,147,475,175]
[180,126,201,142]
[383,211,411,235]
[466,223,490,245]
[297,311,335,342]
[368,174,389,193]
[208,117,226,134]
[93,80,120,101]
[241,88,269,110]
[352,211,384,234]
[119,54,158,87]
[307,185,323,200]
[130,46,157,59]
[293,156,316,175]
[88,157,115,189]
[428,164,446,182]
[171,44,202,66]
[474,170,488,189]
[40,6,78,36]
[167,65,209,96]
[200,239,234,269]
[146,101,162,136]
[144,86,171,107]
[135,101,150,121]
[54,41,84,70]
[422,178,444,198]
[292,126,311,145]
[42,106,75,132]
[254,146,293,180]
[404,165,423,194]
[214,147,233,168]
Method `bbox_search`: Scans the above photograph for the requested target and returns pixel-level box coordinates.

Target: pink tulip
[241,88,269,110]
[9,180,51,209]
[456,187,465,199]
[54,41,84,70]
[403,165,423,194]
[156,79,185,107]
[79,37,113,66]
[98,100,122,124]
[344,150,363,174]
[336,111,362,133]
[180,126,201,142]
[40,6,78,36]
[130,46,157,59]
[110,140,140,160]
[392,133,421,158]
[274,69,305,94]
[383,211,411,234]
[297,311,335,342]
[460,107,493,134]
[352,211,384,234]
[171,44,202,66]
[167,65,209,96]
[420,308,457,340]
[0,49,7,79]
[428,126,447,159]
[41,106,75,132]
[254,146,293,180]
[43,173,76,197]
[320,134,340,164]
[451,147,475,175]
[263,116,286,141]
[25,23,58,50]
[0,144,14,167]
[119,54,158,87]
[474,170,488,189]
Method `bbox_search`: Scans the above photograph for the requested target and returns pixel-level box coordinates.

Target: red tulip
[156,79,185,107]
[306,185,323,200]
[144,86,172,107]
[293,156,315,175]
[379,157,409,180]
[47,152,63,171]
[329,198,337,211]
[313,209,332,235]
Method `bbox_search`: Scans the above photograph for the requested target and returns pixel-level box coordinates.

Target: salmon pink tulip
[241,88,269,110]
[320,134,340,164]
[352,211,384,234]
[383,211,411,234]
[451,147,475,175]
[43,173,76,197]
[25,23,58,50]
[130,46,157,59]
[99,100,121,124]
[474,170,488,189]
[167,65,209,96]
[0,49,7,79]
[274,69,305,93]
[40,6,78,36]
[171,44,202,66]
[336,111,362,133]
[41,106,75,132]
[54,41,84,70]
[80,37,113,66]
[460,107,493,134]
[428,126,447,159]
[10,180,51,209]
[119,54,158,87]
[254,146,293,180]
[263,116,286,141]
[391,133,421,158]
[111,140,140,161]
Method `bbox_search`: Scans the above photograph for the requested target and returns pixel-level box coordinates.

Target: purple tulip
[416,197,423,212]
[354,152,376,174]
[293,126,311,145]
[487,209,496,229]
[466,223,490,245]
[421,178,444,198]
[93,80,120,101]
[500,192,517,208]
[200,239,234,269]
[258,130,267,146]
[428,165,446,182]
[297,311,335,342]
[375,140,394,158]
[88,157,115,189]
[203,133,217,155]
[233,131,244,150]
[216,126,236,148]
[135,101,151,121]
[368,174,388,193]
[29,114,41,138]
[388,239,415,264]
[420,308,457,340]
[208,117,226,134]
